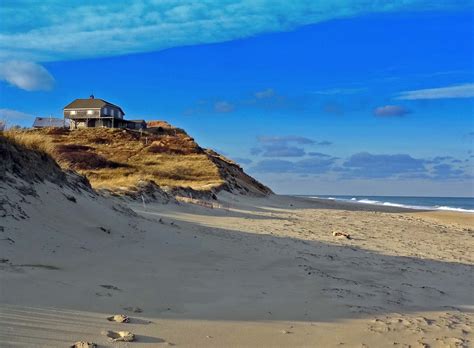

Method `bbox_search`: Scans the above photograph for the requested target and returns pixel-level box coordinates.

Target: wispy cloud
[214,101,235,113]
[254,88,276,99]
[244,88,298,111]
[250,149,472,181]
[373,105,411,117]
[251,135,332,158]
[0,60,54,91]
[262,145,306,158]
[396,83,474,100]
[342,152,426,178]
[253,156,337,174]
[254,136,311,157]
[2,1,465,63]
[0,108,35,124]
[257,136,315,145]
[431,163,470,180]
[311,87,367,95]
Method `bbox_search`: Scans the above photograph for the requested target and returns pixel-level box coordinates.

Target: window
[111,109,115,117]
[103,107,108,115]
[70,110,76,115]
[87,110,94,115]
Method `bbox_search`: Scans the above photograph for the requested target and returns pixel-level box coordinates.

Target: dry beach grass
[3,127,224,190]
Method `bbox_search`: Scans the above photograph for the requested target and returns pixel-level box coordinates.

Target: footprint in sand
[70,342,97,348]
[100,284,121,291]
[123,306,143,313]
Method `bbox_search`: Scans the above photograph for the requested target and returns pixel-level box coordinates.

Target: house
[128,120,147,130]
[33,117,67,128]
[64,95,146,130]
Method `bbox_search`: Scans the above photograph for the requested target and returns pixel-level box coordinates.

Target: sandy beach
[1,183,472,347]
[1,1,473,346]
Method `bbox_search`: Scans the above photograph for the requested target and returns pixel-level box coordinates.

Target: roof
[33,117,67,128]
[64,98,125,115]
[128,119,146,123]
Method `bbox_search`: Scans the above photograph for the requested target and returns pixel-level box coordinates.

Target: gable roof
[33,117,67,128]
[64,98,125,115]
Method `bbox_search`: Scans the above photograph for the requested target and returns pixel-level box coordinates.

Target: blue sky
[0,1,473,196]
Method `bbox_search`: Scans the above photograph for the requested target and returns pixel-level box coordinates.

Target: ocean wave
[435,206,474,213]
[307,196,474,213]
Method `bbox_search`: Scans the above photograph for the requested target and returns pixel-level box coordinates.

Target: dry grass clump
[58,151,125,170]
[148,134,202,155]
[53,142,124,171]
[3,130,57,154]
[89,153,222,190]
[4,126,223,191]
[0,133,66,184]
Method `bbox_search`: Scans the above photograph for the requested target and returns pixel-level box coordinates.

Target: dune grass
[4,127,224,191]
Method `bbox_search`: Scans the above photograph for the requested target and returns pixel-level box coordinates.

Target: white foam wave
[435,206,474,213]
[307,196,474,213]
[357,199,379,204]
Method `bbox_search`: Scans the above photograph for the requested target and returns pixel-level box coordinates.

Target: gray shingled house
[33,117,67,128]
[64,95,146,130]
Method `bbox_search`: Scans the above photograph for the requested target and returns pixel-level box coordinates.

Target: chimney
[90,94,95,99]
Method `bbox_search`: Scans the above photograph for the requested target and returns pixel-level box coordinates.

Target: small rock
[104,330,135,342]
[107,314,130,323]
[332,231,351,239]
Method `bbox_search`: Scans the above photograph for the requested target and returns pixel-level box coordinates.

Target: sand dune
[1,177,473,347]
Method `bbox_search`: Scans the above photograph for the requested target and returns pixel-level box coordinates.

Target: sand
[1,184,473,347]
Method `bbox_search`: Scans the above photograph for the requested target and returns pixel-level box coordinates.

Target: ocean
[304,195,474,213]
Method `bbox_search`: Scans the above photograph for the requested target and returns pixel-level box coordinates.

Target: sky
[0,1,473,196]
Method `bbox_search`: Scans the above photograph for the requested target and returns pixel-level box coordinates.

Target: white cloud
[0,1,466,63]
[311,87,367,95]
[255,88,276,99]
[0,61,54,91]
[373,105,410,117]
[0,1,469,92]
[214,101,235,113]
[396,83,474,100]
[0,108,35,124]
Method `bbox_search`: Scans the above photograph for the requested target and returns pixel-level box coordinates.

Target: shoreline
[296,195,474,214]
